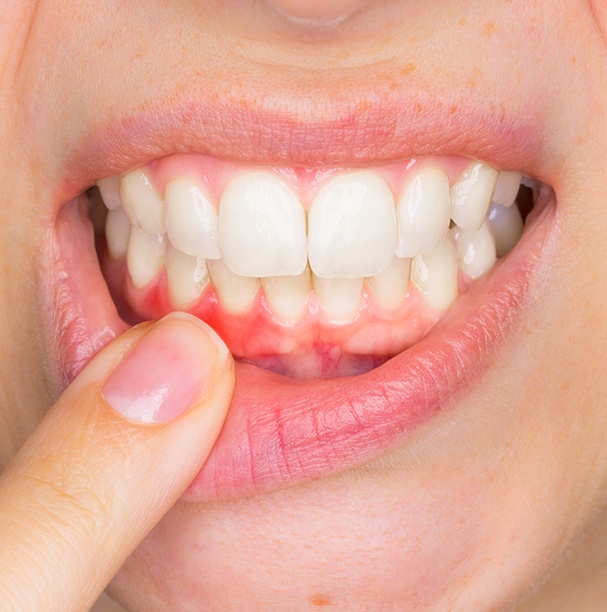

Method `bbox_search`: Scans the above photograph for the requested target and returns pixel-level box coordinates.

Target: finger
[0,312,234,611]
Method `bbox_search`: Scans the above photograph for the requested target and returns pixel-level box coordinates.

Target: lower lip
[47,194,555,502]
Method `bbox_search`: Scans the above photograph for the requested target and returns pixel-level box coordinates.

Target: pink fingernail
[102,313,227,424]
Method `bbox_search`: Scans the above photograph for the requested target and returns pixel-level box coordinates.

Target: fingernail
[102,313,228,424]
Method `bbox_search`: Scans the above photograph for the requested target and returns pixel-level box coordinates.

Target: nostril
[264,0,371,24]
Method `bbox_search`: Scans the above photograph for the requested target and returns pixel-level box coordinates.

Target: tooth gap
[516,183,535,222]
[87,187,108,236]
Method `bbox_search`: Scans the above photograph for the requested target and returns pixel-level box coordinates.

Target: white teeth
[126,228,166,289]
[396,167,450,258]
[120,169,166,234]
[218,172,307,278]
[165,178,220,260]
[105,208,131,260]
[450,162,498,232]
[262,268,312,323]
[366,256,411,310]
[452,220,497,280]
[313,276,364,322]
[207,259,260,313]
[492,171,522,208]
[308,171,396,278]
[411,233,458,312]
[97,176,122,210]
[104,162,528,321]
[166,245,209,309]
[488,202,524,257]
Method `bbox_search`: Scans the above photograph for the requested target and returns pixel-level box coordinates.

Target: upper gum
[141,153,491,207]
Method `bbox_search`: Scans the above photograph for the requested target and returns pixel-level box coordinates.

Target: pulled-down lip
[40,93,556,500]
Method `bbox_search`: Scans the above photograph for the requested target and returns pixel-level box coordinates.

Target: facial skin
[2,1,607,609]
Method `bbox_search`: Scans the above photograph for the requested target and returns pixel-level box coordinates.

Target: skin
[1,0,607,609]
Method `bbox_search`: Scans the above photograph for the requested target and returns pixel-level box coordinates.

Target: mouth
[43,98,557,501]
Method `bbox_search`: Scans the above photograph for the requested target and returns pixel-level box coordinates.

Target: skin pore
[2,0,607,609]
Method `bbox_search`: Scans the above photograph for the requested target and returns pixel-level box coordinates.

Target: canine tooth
[396,167,450,258]
[452,220,497,280]
[105,208,131,260]
[488,202,524,257]
[411,233,458,311]
[308,171,396,278]
[126,227,166,289]
[166,245,209,309]
[313,276,364,322]
[492,171,522,208]
[450,162,498,232]
[165,178,220,260]
[219,172,306,278]
[262,268,311,323]
[207,259,259,313]
[367,257,411,310]
[120,169,166,234]
[97,176,121,210]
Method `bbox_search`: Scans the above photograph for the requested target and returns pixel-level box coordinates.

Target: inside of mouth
[86,154,540,379]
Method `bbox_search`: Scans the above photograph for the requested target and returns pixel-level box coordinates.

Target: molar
[308,171,396,278]
[487,201,524,257]
[396,167,450,258]
[450,162,498,232]
[165,178,220,260]
[97,176,121,211]
[120,169,166,234]
[218,172,307,278]
[492,171,522,208]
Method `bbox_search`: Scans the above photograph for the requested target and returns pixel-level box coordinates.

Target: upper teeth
[98,160,526,320]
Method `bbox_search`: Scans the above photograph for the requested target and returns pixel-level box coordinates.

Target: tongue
[102,256,443,378]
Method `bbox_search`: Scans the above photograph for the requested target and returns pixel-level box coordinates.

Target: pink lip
[45,92,555,501]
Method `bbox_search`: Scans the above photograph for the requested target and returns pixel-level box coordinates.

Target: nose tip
[266,0,371,23]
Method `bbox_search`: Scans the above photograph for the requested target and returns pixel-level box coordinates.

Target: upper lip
[58,86,548,206]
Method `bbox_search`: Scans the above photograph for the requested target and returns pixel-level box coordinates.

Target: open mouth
[45,106,556,501]
[90,155,537,380]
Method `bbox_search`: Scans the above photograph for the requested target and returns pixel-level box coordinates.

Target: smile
[44,97,557,501]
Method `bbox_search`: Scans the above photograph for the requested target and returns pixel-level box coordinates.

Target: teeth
[126,228,166,289]
[492,171,522,208]
[262,268,312,323]
[166,245,209,309]
[97,176,122,210]
[207,259,260,313]
[396,167,450,258]
[218,172,307,278]
[313,276,364,322]
[102,161,529,321]
[450,162,498,232]
[105,208,131,260]
[120,169,166,234]
[411,233,458,311]
[308,171,396,278]
[366,256,411,310]
[165,178,220,260]
[488,202,524,257]
[452,220,497,280]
